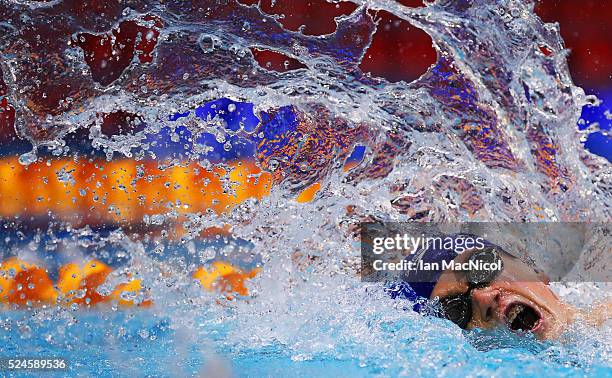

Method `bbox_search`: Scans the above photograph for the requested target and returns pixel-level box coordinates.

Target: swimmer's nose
[471,287,500,324]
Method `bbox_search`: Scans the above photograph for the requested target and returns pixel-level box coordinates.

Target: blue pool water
[1,0,611,376]
[2,301,610,378]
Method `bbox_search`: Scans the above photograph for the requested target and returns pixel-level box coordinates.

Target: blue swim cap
[386,233,494,312]
[386,243,458,312]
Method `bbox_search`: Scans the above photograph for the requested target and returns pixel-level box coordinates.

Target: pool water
[1,282,609,378]
[0,0,611,376]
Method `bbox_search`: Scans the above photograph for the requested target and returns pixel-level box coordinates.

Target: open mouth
[504,303,542,332]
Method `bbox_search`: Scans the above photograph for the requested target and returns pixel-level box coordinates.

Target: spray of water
[0,0,610,375]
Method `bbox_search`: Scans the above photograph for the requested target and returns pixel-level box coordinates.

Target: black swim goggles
[435,247,504,329]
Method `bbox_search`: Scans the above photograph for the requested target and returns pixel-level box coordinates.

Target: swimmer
[387,238,610,340]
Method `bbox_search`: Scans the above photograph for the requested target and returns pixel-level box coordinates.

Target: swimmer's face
[430,251,574,340]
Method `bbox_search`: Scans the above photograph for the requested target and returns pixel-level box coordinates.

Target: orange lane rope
[0,156,334,228]
[0,258,259,309]
[0,158,273,225]
[0,155,336,309]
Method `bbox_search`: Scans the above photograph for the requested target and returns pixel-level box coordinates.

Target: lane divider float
[0,257,259,309]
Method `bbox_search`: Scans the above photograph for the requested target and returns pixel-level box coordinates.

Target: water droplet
[18,151,37,166]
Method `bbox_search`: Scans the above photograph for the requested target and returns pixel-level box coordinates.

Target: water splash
[0,0,610,375]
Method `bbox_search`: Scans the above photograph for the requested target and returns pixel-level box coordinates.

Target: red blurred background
[239,0,610,92]
[1,0,610,151]
[236,0,612,161]
[217,0,612,160]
